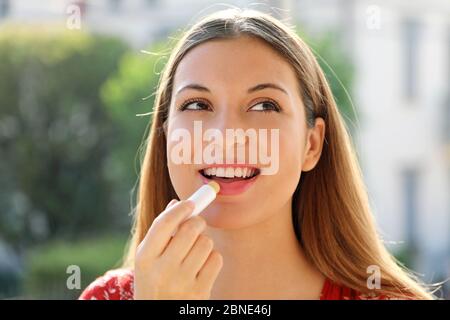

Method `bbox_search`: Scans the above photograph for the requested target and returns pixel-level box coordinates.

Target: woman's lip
[199,173,258,196]
[199,164,260,170]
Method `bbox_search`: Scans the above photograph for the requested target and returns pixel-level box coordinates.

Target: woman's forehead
[172,36,297,92]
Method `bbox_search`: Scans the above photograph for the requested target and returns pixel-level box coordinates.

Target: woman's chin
[199,204,259,230]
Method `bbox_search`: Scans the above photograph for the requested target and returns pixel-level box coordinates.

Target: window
[0,0,10,19]
[402,168,420,264]
[109,0,121,13]
[402,18,421,101]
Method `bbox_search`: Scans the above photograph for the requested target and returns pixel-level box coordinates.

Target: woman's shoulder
[79,268,135,300]
[320,277,402,300]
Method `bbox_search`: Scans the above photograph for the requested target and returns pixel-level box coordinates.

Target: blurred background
[0,0,448,299]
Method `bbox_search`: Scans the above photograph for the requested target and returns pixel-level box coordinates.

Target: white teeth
[225,167,234,178]
[202,167,258,178]
[216,167,226,177]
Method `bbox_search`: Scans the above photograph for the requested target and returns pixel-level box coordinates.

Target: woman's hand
[134,199,223,300]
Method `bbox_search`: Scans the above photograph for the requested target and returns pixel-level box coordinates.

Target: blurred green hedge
[24,233,128,299]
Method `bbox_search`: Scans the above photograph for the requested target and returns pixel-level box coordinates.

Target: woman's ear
[302,117,326,172]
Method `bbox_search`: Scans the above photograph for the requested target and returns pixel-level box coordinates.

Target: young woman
[79,8,433,300]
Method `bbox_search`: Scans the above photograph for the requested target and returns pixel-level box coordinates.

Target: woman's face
[166,35,324,229]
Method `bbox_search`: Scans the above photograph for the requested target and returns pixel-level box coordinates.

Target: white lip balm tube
[170,181,220,237]
[187,181,220,218]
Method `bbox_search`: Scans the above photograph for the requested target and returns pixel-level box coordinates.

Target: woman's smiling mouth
[198,165,260,196]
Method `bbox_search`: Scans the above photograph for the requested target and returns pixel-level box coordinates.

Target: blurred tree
[100,40,170,217]
[0,26,128,248]
[301,30,356,131]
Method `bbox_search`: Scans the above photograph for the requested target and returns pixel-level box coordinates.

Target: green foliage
[300,30,356,130]
[24,233,128,299]
[393,244,417,270]
[99,41,171,209]
[0,26,128,245]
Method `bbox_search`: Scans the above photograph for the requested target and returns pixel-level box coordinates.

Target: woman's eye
[179,99,211,111]
[248,100,281,112]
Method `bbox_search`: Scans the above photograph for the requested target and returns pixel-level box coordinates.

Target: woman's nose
[201,107,249,162]
[207,105,244,132]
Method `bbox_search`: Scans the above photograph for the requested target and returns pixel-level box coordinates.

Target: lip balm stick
[170,181,220,237]
[187,181,220,218]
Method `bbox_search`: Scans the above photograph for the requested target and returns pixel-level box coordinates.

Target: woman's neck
[204,200,325,299]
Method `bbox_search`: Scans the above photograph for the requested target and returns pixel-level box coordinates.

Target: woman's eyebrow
[175,82,288,97]
[175,83,210,97]
[248,83,288,95]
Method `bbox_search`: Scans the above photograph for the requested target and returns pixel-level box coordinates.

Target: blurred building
[293,0,450,296]
[1,0,449,296]
[351,0,449,290]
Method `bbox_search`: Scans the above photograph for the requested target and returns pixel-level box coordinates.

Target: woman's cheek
[276,130,303,198]
[166,140,197,200]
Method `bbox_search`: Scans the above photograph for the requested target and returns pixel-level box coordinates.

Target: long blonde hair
[123,8,434,299]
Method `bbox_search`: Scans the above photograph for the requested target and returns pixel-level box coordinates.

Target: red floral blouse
[78,268,395,300]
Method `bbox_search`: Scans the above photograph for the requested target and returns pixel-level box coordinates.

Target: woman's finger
[140,200,195,258]
[196,250,223,290]
[180,234,214,275]
[166,199,178,209]
[163,216,207,263]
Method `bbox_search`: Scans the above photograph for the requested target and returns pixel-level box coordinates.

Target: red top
[78,268,395,300]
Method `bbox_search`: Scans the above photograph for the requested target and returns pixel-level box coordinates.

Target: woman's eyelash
[178,98,282,112]
[178,98,211,111]
[250,99,281,113]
